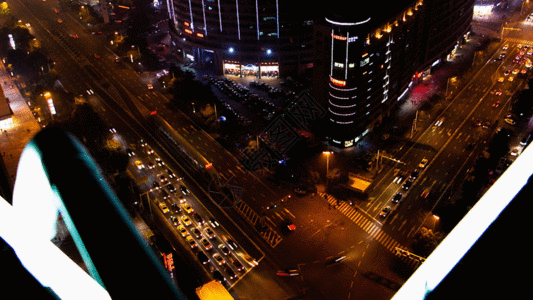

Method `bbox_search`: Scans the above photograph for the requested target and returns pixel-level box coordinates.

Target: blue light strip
[188,0,194,31]
[218,0,222,31]
[236,0,241,40]
[256,0,260,40]
[276,0,279,38]
[345,31,349,80]
[202,0,207,36]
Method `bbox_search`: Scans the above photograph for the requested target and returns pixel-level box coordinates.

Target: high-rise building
[325,0,475,148]
[168,0,316,78]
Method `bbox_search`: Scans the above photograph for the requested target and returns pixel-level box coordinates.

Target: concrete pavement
[0,62,41,193]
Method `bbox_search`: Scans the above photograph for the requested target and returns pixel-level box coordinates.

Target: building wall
[170,0,315,77]
[326,0,475,148]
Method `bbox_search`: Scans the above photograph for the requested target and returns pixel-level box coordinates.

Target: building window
[334,62,344,68]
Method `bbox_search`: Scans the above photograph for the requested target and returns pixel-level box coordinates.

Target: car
[146,147,154,155]
[393,171,407,183]
[418,158,428,169]
[54,9,59,13]
[495,89,503,96]
[147,84,153,90]
[218,244,230,256]
[177,225,188,237]
[134,160,144,169]
[492,100,501,108]
[170,203,181,213]
[140,139,147,147]
[181,215,192,226]
[230,257,244,271]
[434,117,445,127]
[151,181,160,191]
[180,185,190,195]
[161,190,169,200]
[115,56,121,63]
[159,202,169,214]
[197,252,210,265]
[159,174,168,183]
[213,253,225,265]
[213,270,226,282]
[510,148,520,156]
[380,206,392,218]
[497,77,505,83]
[482,121,491,129]
[474,119,482,127]
[147,161,155,169]
[155,157,165,166]
[504,69,510,76]
[224,266,237,279]
[222,235,238,250]
[504,118,516,125]
[409,170,419,180]
[276,269,300,276]
[57,19,63,23]
[513,69,520,75]
[392,193,403,203]
[200,238,212,250]
[166,168,175,178]
[326,255,347,266]
[109,127,116,133]
[508,76,514,82]
[169,215,179,226]
[521,134,531,146]
[182,203,194,214]
[209,217,220,228]
[186,236,197,248]
[167,184,176,193]
[191,227,202,239]
[126,148,135,156]
[402,180,413,190]
[521,68,528,74]
[193,213,204,225]
[503,44,509,50]
[282,219,296,231]
[204,227,216,239]
[94,54,100,59]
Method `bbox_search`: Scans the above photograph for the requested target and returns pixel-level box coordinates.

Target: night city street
[1,0,533,300]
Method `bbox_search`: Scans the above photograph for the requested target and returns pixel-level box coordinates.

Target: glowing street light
[323,151,333,187]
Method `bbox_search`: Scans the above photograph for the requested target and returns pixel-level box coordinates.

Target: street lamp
[323,151,333,188]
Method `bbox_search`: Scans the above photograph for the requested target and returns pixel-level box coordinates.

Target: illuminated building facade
[168,0,315,78]
[326,0,475,148]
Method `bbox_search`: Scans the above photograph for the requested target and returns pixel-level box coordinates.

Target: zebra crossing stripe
[319,192,405,253]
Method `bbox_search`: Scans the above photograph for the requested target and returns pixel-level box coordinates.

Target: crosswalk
[234,200,283,247]
[504,38,533,46]
[319,193,401,252]
[319,193,422,269]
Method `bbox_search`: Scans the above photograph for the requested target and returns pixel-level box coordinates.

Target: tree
[411,227,445,257]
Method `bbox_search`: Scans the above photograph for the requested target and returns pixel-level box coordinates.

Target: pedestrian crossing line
[319,192,406,254]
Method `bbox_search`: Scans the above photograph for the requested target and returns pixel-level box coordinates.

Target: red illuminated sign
[330,77,346,87]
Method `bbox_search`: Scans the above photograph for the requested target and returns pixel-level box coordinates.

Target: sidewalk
[0,62,41,191]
